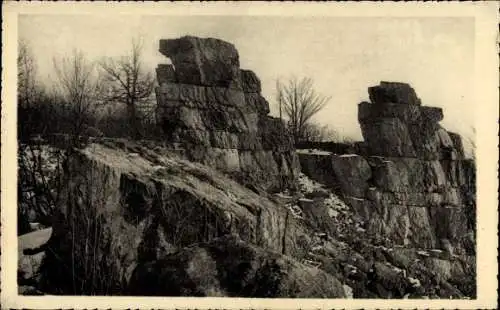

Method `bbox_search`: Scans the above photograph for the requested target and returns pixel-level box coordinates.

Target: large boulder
[358,101,421,124]
[128,235,346,298]
[155,37,299,192]
[359,83,448,160]
[39,142,304,294]
[159,36,242,89]
[368,81,421,105]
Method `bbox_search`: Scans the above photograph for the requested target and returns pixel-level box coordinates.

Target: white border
[2,2,498,309]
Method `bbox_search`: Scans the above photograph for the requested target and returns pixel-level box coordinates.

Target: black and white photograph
[2,2,498,309]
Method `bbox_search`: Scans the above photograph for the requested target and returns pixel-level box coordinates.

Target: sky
[18,14,475,143]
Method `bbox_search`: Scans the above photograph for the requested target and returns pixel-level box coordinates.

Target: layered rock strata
[298,82,475,253]
[155,36,299,191]
[38,141,314,295]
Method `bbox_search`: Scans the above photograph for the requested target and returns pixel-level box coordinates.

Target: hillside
[19,139,474,297]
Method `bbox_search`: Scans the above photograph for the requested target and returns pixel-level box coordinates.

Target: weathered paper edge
[2,2,498,309]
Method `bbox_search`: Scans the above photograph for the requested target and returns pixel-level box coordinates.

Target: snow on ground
[324,193,351,220]
[296,149,332,156]
[343,284,354,298]
[297,173,326,194]
[324,194,349,211]
[417,250,430,257]
[18,227,52,251]
[286,204,304,219]
[408,277,422,288]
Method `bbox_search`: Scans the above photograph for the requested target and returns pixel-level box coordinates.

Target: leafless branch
[276,76,331,144]
[99,37,155,139]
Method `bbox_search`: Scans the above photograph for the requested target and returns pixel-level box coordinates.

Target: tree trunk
[127,103,141,140]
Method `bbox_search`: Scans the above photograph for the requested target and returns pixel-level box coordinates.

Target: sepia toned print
[2,2,498,309]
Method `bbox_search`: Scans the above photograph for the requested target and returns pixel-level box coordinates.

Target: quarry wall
[154,36,300,191]
[298,82,475,254]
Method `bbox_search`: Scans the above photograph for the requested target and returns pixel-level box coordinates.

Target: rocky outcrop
[128,235,346,297]
[37,141,313,295]
[298,82,475,255]
[27,140,474,298]
[368,81,422,106]
[359,81,460,160]
[155,36,299,191]
[159,36,242,89]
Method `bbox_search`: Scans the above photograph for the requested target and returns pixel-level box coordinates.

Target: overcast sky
[19,14,475,142]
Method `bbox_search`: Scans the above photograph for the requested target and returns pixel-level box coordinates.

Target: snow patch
[296,149,332,156]
[347,196,364,201]
[408,277,421,288]
[417,250,430,257]
[328,209,339,218]
[298,173,325,194]
[343,284,354,298]
[286,204,304,219]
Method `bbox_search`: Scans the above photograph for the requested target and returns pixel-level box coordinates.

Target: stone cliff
[299,82,475,255]
[19,38,476,298]
[36,140,321,295]
[31,139,474,298]
[155,36,299,191]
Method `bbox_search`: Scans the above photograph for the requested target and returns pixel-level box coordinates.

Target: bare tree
[276,77,331,144]
[99,38,155,139]
[53,49,104,137]
[301,123,340,143]
[18,40,40,108]
[18,40,50,139]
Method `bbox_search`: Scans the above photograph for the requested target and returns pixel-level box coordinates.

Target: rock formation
[38,141,316,295]
[155,36,299,191]
[33,139,474,297]
[128,235,346,297]
[298,82,475,254]
[21,39,476,298]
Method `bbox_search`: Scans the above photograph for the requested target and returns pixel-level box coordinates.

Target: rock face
[128,235,346,297]
[31,143,475,297]
[38,141,319,295]
[359,82,458,160]
[159,36,242,89]
[368,81,422,106]
[156,36,299,191]
[298,82,475,254]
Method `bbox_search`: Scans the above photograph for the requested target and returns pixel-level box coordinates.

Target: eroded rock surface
[129,235,346,297]
[156,36,299,191]
[31,140,474,298]
[38,141,309,295]
[298,82,475,256]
